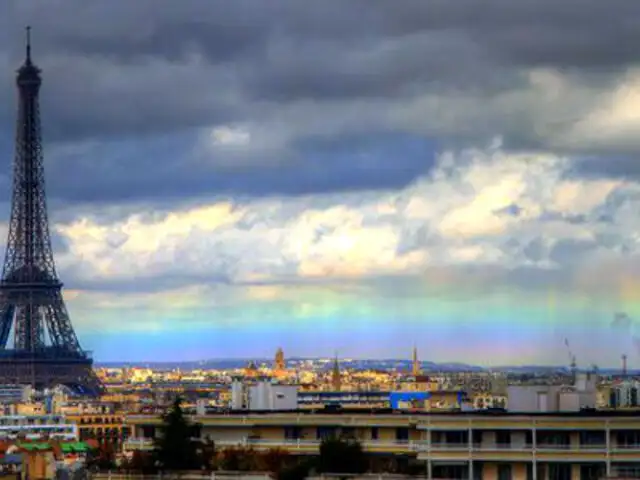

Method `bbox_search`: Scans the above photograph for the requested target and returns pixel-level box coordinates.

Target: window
[617,430,640,447]
[498,464,511,480]
[341,427,355,439]
[538,431,570,447]
[579,430,605,446]
[525,431,533,446]
[284,426,301,440]
[496,430,511,447]
[580,464,605,479]
[617,466,640,478]
[473,462,483,480]
[547,463,571,480]
[371,427,379,440]
[396,427,409,442]
[610,390,618,408]
[317,427,336,440]
[444,431,468,445]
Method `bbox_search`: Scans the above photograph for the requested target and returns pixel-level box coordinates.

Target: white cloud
[50,145,636,289]
[197,122,295,168]
[210,125,251,147]
[566,69,640,151]
[551,180,620,215]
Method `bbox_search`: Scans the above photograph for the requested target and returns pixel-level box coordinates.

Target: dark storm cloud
[0,0,639,203]
[30,132,433,206]
[573,155,640,180]
[1,0,638,140]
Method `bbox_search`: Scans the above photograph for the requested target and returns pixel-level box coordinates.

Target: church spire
[331,352,341,391]
[412,345,421,376]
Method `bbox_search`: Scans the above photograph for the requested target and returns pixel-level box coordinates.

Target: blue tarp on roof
[389,391,465,409]
[389,392,431,408]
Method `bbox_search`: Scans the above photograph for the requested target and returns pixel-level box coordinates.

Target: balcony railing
[123,438,640,454]
[123,438,154,450]
[612,444,640,451]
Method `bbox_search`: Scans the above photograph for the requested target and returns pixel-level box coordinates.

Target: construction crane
[564,338,577,377]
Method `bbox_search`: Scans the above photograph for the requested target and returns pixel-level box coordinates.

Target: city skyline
[0,2,639,365]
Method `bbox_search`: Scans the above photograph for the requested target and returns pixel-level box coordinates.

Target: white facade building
[609,380,640,408]
[230,379,298,411]
[0,414,78,440]
[507,373,597,413]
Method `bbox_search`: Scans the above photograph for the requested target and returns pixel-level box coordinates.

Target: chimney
[623,354,628,376]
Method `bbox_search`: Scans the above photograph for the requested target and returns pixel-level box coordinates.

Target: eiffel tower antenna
[0,29,102,395]
[25,26,31,62]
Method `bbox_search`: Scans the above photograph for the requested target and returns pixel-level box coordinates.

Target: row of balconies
[77,417,121,425]
[121,436,640,453]
[0,420,63,426]
[0,425,75,432]
[126,413,640,429]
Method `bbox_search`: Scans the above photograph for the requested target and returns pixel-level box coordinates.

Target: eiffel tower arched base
[0,353,103,396]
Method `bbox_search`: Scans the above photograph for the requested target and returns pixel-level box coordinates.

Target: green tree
[257,448,291,474]
[216,446,258,471]
[316,437,367,475]
[123,451,154,473]
[200,436,217,470]
[87,442,116,471]
[153,397,202,471]
[278,460,313,480]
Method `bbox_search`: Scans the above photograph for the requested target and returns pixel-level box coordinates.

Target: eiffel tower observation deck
[0,28,102,396]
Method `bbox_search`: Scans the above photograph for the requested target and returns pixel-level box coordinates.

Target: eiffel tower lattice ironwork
[0,28,102,395]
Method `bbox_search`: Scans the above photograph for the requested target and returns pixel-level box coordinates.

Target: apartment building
[65,411,129,449]
[0,414,77,441]
[124,408,640,479]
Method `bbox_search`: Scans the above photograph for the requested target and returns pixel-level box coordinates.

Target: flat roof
[154,408,640,418]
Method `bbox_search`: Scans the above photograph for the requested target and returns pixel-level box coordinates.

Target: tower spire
[412,345,421,377]
[25,26,31,64]
[331,351,341,391]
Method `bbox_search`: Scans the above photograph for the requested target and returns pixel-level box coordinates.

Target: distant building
[298,391,390,409]
[609,380,640,409]
[390,391,466,411]
[470,392,507,410]
[274,347,285,372]
[0,385,33,404]
[398,375,438,392]
[244,361,259,378]
[507,373,597,412]
[0,414,77,441]
[230,379,298,411]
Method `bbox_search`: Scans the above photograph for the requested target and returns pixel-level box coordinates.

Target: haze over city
[0,1,639,366]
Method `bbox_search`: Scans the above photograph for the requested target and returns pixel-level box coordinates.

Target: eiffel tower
[0,28,102,395]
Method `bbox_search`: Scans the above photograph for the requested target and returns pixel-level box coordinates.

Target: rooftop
[132,407,638,417]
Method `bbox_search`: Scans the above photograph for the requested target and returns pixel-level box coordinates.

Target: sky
[0,1,639,366]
